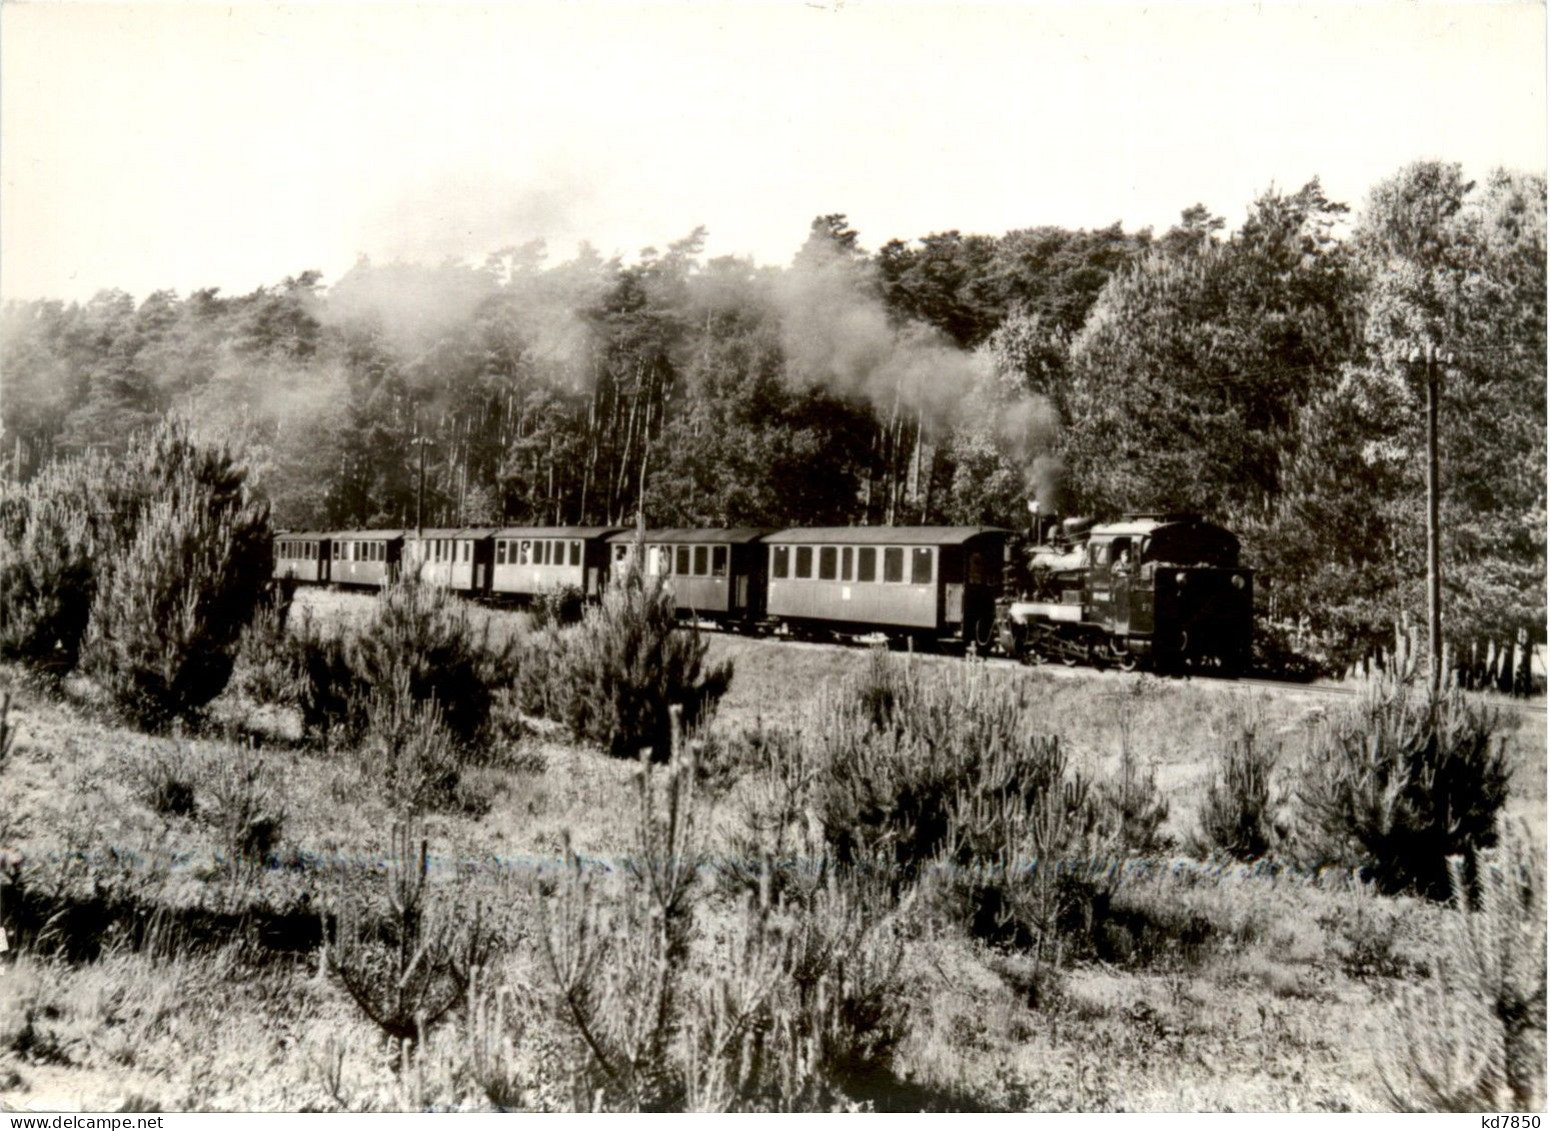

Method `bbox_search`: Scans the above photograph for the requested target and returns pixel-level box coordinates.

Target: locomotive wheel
[1113,646,1138,673]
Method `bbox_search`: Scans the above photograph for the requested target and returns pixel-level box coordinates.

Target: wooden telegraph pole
[1418,345,1451,692]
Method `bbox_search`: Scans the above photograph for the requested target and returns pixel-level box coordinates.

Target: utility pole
[1417,345,1450,691]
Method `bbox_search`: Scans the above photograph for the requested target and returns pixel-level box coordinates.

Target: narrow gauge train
[272,513,1253,672]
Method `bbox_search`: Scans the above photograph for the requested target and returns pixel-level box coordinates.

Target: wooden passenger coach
[607,529,770,624]
[274,532,330,583]
[405,528,497,593]
[329,530,403,587]
[491,526,622,600]
[764,526,1010,646]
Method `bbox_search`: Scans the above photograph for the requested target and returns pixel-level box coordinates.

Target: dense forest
[2,161,1543,665]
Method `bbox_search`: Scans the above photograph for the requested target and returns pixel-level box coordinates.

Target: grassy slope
[0,588,1542,1111]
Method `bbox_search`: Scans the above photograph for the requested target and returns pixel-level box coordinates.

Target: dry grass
[0,591,1543,1111]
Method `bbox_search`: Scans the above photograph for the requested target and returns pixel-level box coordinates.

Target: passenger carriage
[328,530,403,588]
[490,526,623,600]
[404,527,497,594]
[763,526,1011,647]
[606,529,771,625]
[273,531,330,583]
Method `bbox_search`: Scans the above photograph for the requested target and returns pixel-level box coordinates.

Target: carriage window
[542,541,553,566]
[375,543,383,562]
[818,546,837,580]
[772,545,790,579]
[711,545,728,578]
[674,545,690,575]
[693,545,709,576]
[571,541,582,566]
[857,547,877,582]
[911,547,934,585]
[1110,538,1132,569]
[462,541,470,563]
[795,546,813,579]
[841,547,853,581]
[547,540,559,565]
[883,547,904,583]
[519,540,531,565]
[497,541,507,565]
[654,546,671,575]
[333,541,341,557]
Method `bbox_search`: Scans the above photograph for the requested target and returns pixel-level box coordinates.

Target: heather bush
[561,561,732,760]
[1091,704,1169,856]
[81,421,272,728]
[687,870,911,1111]
[1297,632,1510,900]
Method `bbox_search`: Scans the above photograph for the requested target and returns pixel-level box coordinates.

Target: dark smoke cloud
[772,236,1063,501]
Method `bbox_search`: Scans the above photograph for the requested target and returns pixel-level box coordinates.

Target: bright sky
[1,1,1544,303]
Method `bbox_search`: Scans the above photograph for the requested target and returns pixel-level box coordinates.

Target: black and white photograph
[0,0,1544,1115]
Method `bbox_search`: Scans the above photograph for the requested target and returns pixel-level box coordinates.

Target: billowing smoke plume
[773,239,983,437]
[772,236,1063,511]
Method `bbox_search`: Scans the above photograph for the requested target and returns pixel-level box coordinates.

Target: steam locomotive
[274,509,1253,674]
[995,509,1253,674]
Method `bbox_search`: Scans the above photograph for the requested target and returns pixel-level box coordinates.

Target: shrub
[81,421,272,728]
[324,821,494,1044]
[1092,706,1169,856]
[361,673,465,815]
[539,721,700,1110]
[289,577,517,749]
[1382,827,1546,1111]
[119,741,199,818]
[687,870,911,1112]
[540,711,911,1112]
[528,584,585,630]
[562,562,732,760]
[201,741,287,872]
[1297,633,1510,901]
[0,449,133,670]
[1195,701,1284,861]
[814,657,1075,880]
[230,575,300,707]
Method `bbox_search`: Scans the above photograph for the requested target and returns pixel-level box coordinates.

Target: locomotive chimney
[1027,499,1041,543]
